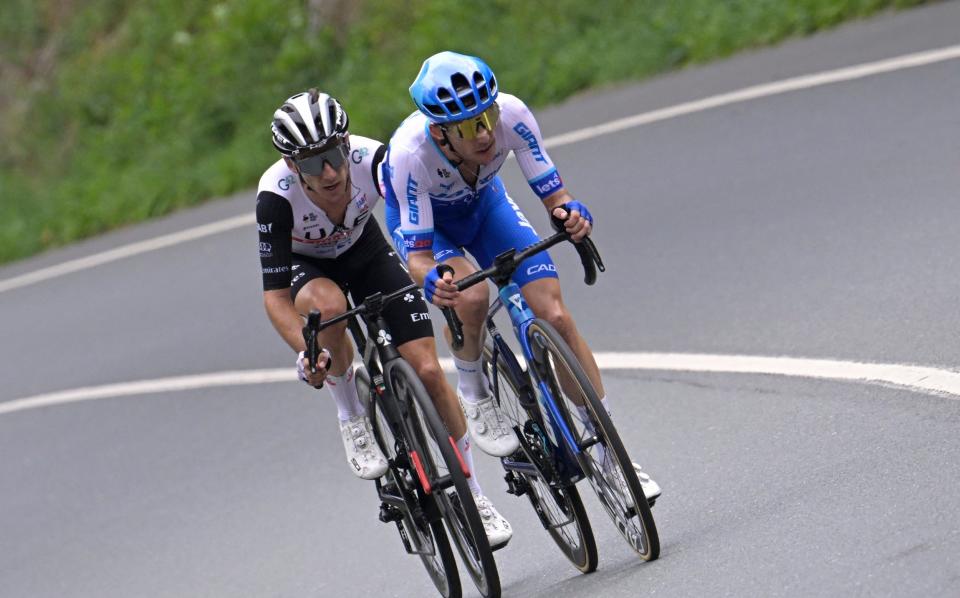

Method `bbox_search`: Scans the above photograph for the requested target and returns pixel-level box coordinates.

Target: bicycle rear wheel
[483,341,598,573]
[387,360,502,598]
[361,366,461,598]
[525,320,660,561]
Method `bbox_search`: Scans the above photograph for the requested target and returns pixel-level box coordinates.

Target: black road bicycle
[303,285,500,598]
[444,223,660,571]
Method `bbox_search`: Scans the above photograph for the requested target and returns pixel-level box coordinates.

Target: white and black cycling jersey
[256,135,386,290]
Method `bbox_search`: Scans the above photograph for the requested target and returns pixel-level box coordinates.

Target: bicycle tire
[482,342,598,574]
[525,320,660,561]
[361,366,462,598]
[387,360,501,598]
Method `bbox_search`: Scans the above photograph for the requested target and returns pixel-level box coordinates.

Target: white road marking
[0,214,255,293]
[2,44,960,294]
[544,44,960,149]
[4,352,960,416]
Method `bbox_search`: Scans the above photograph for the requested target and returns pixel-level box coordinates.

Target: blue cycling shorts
[385,176,558,288]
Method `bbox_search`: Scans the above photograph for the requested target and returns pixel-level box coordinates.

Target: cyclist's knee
[415,359,445,389]
[296,280,348,318]
[540,303,576,338]
[456,284,489,327]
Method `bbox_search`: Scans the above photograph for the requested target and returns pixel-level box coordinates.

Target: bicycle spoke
[527,321,660,562]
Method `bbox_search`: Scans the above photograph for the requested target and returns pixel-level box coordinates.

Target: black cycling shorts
[290,219,434,347]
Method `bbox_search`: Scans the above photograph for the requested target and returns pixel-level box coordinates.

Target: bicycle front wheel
[388,360,501,598]
[363,366,461,598]
[525,320,660,561]
[483,340,598,573]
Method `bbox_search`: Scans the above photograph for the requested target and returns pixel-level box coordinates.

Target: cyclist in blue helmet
[384,51,662,504]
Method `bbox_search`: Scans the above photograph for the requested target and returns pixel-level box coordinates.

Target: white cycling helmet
[271,88,349,159]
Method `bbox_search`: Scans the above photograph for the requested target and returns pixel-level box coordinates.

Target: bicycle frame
[343,300,463,498]
[486,280,587,485]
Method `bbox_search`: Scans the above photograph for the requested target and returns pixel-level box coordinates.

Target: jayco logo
[506,196,534,231]
[513,122,548,164]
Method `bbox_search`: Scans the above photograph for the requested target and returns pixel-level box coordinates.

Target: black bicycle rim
[388,360,501,598]
[367,366,462,597]
[526,320,660,561]
[483,342,598,573]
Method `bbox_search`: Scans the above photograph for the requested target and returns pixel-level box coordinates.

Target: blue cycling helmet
[409,51,498,124]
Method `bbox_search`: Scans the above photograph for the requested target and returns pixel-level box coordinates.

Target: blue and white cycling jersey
[384,93,565,254]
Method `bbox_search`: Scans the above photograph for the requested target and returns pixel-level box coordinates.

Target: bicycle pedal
[503,471,528,497]
[378,503,403,523]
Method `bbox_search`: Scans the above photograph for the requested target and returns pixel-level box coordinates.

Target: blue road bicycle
[446,224,659,571]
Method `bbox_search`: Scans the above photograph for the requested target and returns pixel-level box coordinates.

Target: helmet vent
[424,103,445,117]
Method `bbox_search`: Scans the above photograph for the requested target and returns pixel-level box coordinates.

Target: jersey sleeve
[501,95,566,201]
[255,191,295,291]
[386,146,436,254]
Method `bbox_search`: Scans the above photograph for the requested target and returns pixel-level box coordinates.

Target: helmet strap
[439,128,465,167]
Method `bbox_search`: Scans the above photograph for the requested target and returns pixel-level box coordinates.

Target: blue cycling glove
[565,200,593,225]
[423,266,443,304]
[552,200,593,232]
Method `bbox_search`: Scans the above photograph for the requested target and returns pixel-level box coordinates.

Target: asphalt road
[2,3,960,597]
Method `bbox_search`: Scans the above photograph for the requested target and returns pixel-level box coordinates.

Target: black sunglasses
[294,137,349,175]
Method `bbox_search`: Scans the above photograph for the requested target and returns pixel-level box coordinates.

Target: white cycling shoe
[459,394,520,457]
[473,494,513,549]
[339,414,388,480]
[604,461,662,508]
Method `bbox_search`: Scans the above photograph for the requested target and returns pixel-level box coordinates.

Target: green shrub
[0,0,928,264]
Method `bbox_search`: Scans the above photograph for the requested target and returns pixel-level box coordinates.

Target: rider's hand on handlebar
[552,200,593,242]
[424,266,460,308]
[297,348,331,388]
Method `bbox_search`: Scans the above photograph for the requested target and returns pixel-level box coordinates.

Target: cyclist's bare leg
[521,277,605,402]
[293,277,354,375]
[440,256,490,361]
[399,337,487,498]
[397,337,467,439]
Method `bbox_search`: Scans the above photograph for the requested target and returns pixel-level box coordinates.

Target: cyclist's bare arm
[264,289,308,353]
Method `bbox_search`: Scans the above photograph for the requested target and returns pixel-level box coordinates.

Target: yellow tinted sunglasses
[445,102,501,140]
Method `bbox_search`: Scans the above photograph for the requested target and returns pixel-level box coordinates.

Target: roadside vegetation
[0,0,926,264]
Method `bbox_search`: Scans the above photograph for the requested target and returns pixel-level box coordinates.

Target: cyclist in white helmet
[256,88,512,547]
[384,52,661,505]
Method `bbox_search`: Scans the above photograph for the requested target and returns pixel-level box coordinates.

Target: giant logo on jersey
[513,122,548,164]
[406,174,421,224]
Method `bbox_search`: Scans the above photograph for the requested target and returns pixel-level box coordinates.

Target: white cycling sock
[575,396,610,427]
[576,396,611,466]
[453,356,489,404]
[326,365,365,422]
[457,434,483,496]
